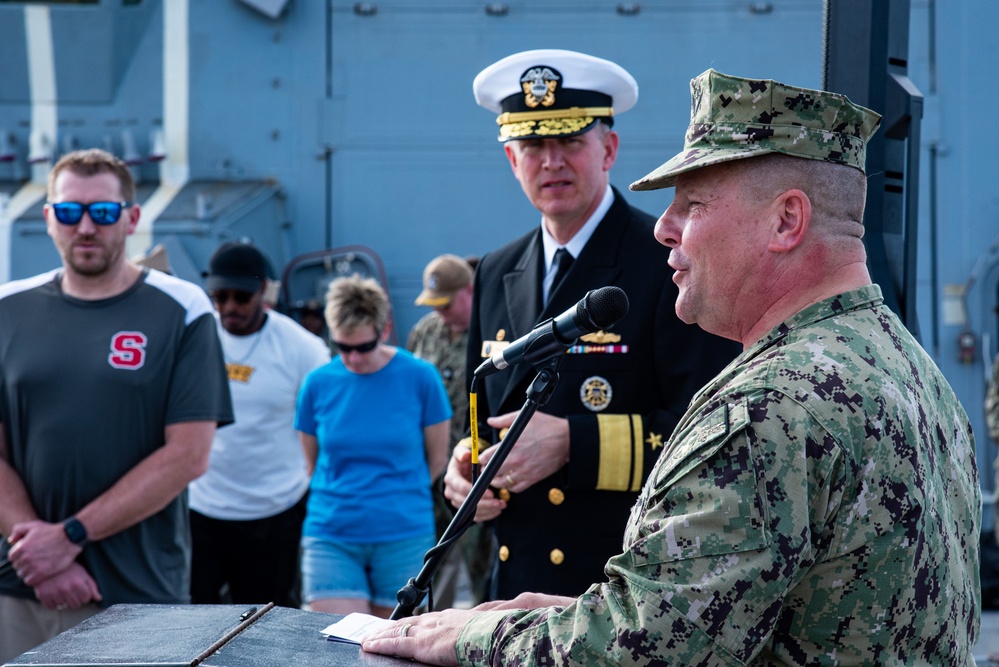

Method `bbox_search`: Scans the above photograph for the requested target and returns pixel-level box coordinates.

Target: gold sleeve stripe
[630,414,643,492]
[596,414,643,491]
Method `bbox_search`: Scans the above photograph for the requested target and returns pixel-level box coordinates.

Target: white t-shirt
[190,309,330,520]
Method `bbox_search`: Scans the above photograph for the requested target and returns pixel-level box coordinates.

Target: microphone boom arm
[391,355,565,619]
[473,286,629,378]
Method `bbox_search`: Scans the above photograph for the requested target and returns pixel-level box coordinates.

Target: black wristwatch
[62,516,89,547]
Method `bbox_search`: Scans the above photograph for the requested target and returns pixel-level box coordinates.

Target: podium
[4,604,412,666]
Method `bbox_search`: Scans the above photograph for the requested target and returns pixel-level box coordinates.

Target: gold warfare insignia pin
[568,330,628,356]
[579,330,621,344]
[520,66,560,108]
[580,375,612,412]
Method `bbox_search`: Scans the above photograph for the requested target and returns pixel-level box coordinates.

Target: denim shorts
[301,533,435,607]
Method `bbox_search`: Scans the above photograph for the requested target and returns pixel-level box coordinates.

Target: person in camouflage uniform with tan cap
[409,254,477,448]
[362,70,982,665]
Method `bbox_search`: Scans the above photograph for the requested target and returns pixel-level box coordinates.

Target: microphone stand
[390,355,565,620]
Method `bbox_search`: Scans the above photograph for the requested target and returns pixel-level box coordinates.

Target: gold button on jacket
[498,545,510,562]
[548,488,565,505]
[549,549,565,565]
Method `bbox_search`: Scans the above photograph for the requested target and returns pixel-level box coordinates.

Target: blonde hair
[325,274,390,334]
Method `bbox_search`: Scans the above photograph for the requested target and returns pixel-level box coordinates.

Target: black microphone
[474,286,629,378]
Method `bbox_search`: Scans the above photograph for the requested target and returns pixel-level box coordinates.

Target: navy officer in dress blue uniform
[443,49,740,599]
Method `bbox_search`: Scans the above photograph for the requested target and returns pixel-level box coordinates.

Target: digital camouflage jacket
[458,285,981,666]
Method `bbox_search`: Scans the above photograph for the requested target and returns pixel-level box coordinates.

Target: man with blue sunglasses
[0,149,234,661]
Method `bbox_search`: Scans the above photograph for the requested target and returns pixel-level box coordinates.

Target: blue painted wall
[908,1,999,516]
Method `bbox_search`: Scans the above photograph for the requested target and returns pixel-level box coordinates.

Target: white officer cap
[473,49,638,142]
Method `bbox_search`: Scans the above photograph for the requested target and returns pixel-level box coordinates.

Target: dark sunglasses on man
[332,338,379,354]
[47,201,134,226]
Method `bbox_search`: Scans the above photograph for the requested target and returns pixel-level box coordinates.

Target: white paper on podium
[321,612,395,644]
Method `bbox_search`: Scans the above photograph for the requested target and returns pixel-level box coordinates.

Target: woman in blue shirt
[296,274,451,618]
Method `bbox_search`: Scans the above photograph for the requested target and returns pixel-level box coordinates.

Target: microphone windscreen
[583,286,629,330]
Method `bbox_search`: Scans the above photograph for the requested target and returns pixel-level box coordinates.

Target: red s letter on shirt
[108,331,148,369]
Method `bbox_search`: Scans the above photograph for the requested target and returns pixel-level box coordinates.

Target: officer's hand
[482,411,569,492]
[443,444,507,522]
[33,562,102,610]
[361,608,472,665]
[8,520,82,587]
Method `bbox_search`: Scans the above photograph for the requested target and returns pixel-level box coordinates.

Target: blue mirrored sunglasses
[49,201,134,226]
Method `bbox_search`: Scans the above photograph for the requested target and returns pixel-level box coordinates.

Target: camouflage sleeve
[407,313,432,355]
[988,354,999,538]
[987,353,999,443]
[457,390,847,665]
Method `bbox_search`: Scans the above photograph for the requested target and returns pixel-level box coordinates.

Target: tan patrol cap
[415,254,473,307]
[630,69,882,191]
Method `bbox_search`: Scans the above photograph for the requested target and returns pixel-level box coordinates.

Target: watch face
[64,518,87,545]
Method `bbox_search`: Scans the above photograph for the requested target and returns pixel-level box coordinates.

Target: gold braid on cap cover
[496,106,614,125]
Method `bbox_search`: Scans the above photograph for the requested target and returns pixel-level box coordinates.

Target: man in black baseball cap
[205,241,269,291]
[204,242,271,336]
[192,240,330,608]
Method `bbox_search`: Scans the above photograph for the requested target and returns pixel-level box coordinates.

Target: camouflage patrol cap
[630,69,882,191]
[415,254,473,307]
[473,49,638,142]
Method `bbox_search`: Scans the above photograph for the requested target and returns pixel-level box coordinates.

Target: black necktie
[548,248,574,303]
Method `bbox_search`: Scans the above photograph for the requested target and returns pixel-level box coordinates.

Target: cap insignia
[428,273,439,289]
[520,66,560,108]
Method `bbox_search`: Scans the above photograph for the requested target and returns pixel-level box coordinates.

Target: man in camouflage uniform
[408,254,490,607]
[363,70,982,665]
